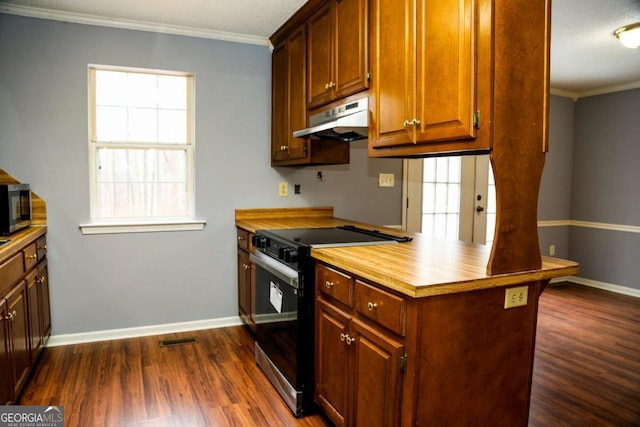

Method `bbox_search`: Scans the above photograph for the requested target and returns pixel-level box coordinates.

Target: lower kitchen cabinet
[236,228,255,331]
[4,280,30,400]
[315,271,405,427]
[0,230,52,403]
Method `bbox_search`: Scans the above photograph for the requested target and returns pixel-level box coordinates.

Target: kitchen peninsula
[236,207,579,426]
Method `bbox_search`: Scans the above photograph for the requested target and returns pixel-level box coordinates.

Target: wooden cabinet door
[316,298,351,427]
[26,270,42,362]
[414,0,476,143]
[286,25,309,161]
[0,299,12,405]
[38,260,51,342]
[334,0,369,100]
[351,319,404,427]
[5,281,30,398]
[307,3,334,109]
[237,249,251,325]
[271,41,288,163]
[370,0,413,148]
[272,25,308,165]
[371,0,479,151]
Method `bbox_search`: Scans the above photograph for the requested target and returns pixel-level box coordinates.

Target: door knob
[476,206,485,213]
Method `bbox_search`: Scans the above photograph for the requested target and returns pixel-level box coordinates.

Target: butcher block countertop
[0,226,47,265]
[235,207,579,298]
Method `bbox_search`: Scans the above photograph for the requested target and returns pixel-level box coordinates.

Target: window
[82,65,203,235]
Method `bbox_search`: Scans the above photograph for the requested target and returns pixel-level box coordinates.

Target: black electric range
[249,225,411,417]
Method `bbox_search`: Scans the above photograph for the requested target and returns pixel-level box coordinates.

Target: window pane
[158,150,186,182]
[128,149,157,183]
[130,183,156,217]
[95,71,128,106]
[448,157,461,183]
[127,73,158,108]
[423,158,436,182]
[422,214,434,236]
[158,183,187,216]
[447,214,459,239]
[158,110,187,144]
[158,75,187,109]
[128,108,158,142]
[435,157,448,182]
[434,183,447,212]
[423,183,435,213]
[434,214,446,238]
[447,184,460,212]
[96,106,127,141]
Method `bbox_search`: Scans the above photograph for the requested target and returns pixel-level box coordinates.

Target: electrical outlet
[278,182,288,197]
[504,286,528,309]
[549,244,556,256]
[379,173,395,187]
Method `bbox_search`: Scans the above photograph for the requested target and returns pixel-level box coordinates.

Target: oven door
[251,251,300,383]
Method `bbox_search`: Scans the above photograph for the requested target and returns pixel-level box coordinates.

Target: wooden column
[487,0,551,275]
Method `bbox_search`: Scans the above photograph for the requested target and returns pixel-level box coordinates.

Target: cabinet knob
[238,236,245,241]
[411,118,421,126]
[340,332,347,342]
[243,263,251,270]
[325,281,334,289]
[345,335,353,345]
[403,120,411,128]
[4,310,16,321]
[367,302,378,311]
[37,245,47,250]
[26,254,38,260]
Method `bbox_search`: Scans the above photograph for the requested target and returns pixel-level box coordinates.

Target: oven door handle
[250,251,299,289]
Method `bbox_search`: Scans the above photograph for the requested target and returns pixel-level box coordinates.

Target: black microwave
[0,184,32,235]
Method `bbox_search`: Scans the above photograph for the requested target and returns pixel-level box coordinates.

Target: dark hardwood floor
[19,282,640,426]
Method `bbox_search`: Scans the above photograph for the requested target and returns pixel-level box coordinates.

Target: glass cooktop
[260,225,411,248]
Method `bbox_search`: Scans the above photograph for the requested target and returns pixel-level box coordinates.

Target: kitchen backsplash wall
[0,13,402,336]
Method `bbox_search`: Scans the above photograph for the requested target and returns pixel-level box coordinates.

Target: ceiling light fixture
[614,22,640,49]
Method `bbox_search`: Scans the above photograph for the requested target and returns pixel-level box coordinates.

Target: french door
[403,155,496,245]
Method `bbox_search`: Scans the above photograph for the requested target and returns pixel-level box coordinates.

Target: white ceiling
[1,0,639,98]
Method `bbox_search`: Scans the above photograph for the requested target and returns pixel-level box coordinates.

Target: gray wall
[538,95,575,259]
[569,89,640,290]
[538,90,640,291]
[0,14,402,335]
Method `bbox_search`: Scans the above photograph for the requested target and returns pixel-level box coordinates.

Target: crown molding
[0,3,270,47]
[551,80,640,101]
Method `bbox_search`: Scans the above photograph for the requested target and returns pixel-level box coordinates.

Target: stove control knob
[280,248,298,263]
[252,236,270,248]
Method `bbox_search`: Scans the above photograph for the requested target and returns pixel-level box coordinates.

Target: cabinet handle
[37,244,47,250]
[4,310,16,321]
[403,120,410,128]
[340,332,347,342]
[243,263,251,270]
[345,335,354,345]
[367,302,378,311]
[238,236,245,241]
[36,275,45,284]
[26,254,38,260]
[325,280,334,289]
[411,118,421,126]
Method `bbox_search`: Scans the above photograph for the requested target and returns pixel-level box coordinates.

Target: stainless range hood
[293,97,368,142]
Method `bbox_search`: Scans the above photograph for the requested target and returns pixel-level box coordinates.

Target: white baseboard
[551,276,640,298]
[46,316,244,347]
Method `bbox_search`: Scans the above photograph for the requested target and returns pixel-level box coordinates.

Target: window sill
[79,219,206,235]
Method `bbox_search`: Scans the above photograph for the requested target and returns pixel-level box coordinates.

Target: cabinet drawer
[23,243,38,271]
[0,252,24,296]
[317,264,353,307]
[355,280,405,335]
[36,235,47,261]
[237,228,251,251]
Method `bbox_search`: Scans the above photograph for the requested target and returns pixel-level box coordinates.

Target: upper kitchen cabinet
[271,25,309,165]
[270,0,350,166]
[307,0,369,110]
[368,0,492,157]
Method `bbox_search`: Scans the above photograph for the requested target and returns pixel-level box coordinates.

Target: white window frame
[80,64,204,235]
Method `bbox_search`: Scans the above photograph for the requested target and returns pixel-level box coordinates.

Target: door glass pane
[422,156,461,240]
